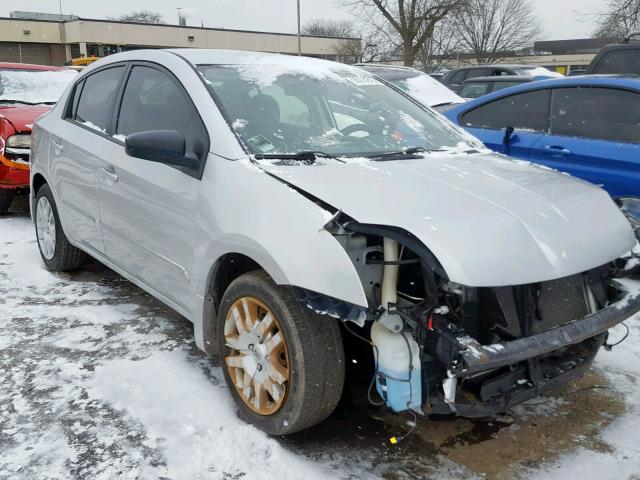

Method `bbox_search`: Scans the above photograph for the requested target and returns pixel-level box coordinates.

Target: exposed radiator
[494,274,589,338]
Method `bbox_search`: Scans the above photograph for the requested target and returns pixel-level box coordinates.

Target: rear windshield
[593,49,640,74]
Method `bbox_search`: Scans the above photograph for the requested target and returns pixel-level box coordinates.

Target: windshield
[0,68,77,104]
[197,62,475,158]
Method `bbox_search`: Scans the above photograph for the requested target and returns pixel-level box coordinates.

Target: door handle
[542,145,571,156]
[100,167,119,185]
[51,139,63,153]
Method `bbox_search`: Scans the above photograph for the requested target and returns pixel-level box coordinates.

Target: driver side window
[116,65,208,161]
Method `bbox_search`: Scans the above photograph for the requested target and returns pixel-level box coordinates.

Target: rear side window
[551,87,640,143]
[461,89,550,132]
[459,82,490,98]
[492,81,525,92]
[465,68,492,80]
[75,66,125,133]
[594,50,640,74]
[449,70,467,85]
[116,65,208,160]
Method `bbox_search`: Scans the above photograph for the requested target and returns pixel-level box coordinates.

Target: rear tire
[217,271,345,435]
[0,189,16,214]
[35,184,86,271]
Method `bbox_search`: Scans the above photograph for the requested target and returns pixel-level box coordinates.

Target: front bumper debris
[423,287,640,417]
[452,289,640,376]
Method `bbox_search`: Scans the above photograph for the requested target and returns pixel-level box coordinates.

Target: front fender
[192,155,368,315]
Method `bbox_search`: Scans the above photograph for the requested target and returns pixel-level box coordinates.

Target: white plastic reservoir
[371,320,422,412]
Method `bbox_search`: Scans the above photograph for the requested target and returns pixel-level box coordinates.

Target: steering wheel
[340,123,376,136]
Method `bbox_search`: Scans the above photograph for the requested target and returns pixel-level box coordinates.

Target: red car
[0,63,76,213]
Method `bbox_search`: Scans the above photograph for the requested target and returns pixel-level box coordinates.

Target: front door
[529,86,640,197]
[98,63,209,314]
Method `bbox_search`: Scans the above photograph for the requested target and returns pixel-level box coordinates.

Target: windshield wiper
[368,147,430,160]
[254,151,345,163]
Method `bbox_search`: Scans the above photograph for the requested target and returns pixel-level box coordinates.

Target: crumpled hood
[260,153,635,287]
[0,105,51,133]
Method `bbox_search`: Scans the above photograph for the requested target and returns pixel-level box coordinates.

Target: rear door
[98,63,209,313]
[50,65,126,254]
[458,89,551,160]
[530,86,640,197]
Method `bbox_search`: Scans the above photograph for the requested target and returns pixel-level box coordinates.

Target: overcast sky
[2,0,603,40]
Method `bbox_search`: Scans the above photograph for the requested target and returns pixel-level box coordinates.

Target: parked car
[31,49,640,435]
[588,33,640,74]
[442,64,563,93]
[355,64,463,111]
[458,76,537,99]
[0,63,76,213]
[444,76,640,203]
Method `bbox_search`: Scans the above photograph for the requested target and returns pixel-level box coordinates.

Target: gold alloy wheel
[224,296,290,415]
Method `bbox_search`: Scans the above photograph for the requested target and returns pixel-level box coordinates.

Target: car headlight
[6,134,31,149]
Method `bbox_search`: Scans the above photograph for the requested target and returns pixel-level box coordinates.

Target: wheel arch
[199,250,283,357]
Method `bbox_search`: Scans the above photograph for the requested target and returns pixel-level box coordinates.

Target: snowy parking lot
[2,210,640,480]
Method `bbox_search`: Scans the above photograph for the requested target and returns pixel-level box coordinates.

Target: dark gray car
[443,64,562,93]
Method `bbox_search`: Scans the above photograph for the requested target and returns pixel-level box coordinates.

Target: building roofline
[0,16,360,41]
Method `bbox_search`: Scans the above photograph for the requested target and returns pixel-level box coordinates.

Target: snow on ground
[2,213,640,479]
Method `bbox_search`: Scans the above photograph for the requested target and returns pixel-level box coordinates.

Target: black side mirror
[125,130,199,169]
[503,126,515,145]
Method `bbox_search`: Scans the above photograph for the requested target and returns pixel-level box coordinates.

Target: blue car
[444,76,640,200]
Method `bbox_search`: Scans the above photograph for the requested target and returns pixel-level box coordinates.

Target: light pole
[297,0,302,56]
[58,0,63,15]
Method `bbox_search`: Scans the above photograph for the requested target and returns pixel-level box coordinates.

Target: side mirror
[125,130,199,169]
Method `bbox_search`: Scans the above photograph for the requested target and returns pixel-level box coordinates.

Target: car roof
[356,64,424,80]
[169,48,351,68]
[355,63,420,72]
[446,75,640,116]
[463,76,536,83]
[454,64,538,70]
[0,62,65,71]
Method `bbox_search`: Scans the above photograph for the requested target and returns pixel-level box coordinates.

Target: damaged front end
[325,213,640,417]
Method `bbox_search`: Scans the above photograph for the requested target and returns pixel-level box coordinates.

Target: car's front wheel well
[202,253,263,357]
[32,173,48,196]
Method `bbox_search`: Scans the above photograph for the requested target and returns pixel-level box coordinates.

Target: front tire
[217,271,345,435]
[35,184,86,271]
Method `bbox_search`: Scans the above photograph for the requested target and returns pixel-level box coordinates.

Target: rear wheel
[35,184,86,271]
[217,271,345,435]
[0,189,16,214]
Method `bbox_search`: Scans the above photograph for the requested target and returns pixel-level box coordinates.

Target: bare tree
[111,10,166,24]
[339,0,468,66]
[302,19,356,37]
[594,0,640,38]
[303,19,385,64]
[451,0,541,64]
[418,17,458,71]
